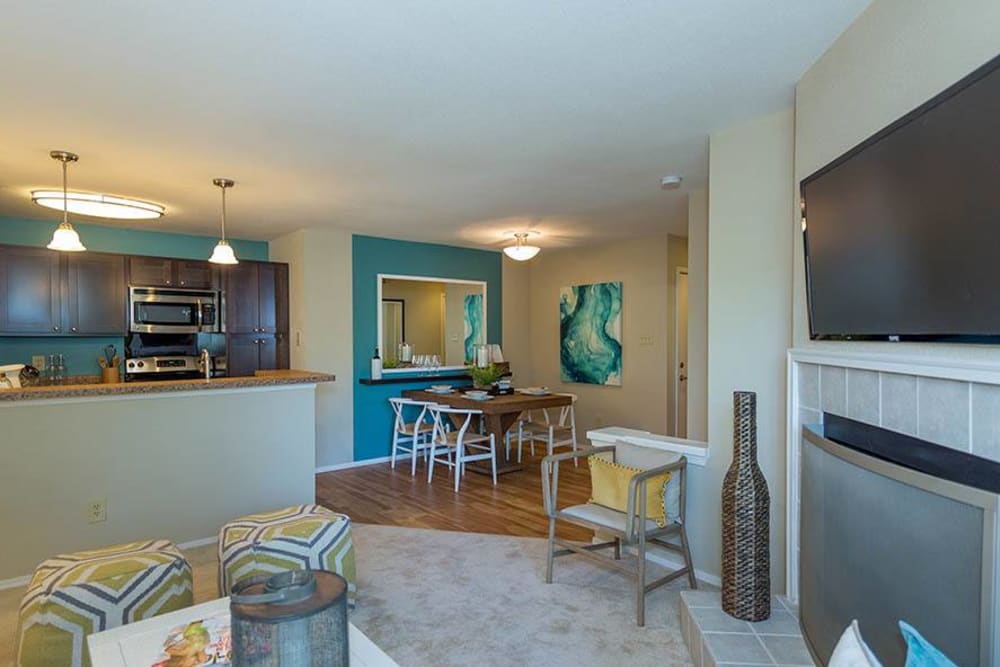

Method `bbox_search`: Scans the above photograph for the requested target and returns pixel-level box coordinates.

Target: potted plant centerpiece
[468,363,504,391]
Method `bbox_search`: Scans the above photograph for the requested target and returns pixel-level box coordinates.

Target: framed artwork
[463,293,484,363]
[560,281,622,386]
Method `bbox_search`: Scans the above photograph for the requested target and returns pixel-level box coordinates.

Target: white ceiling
[0,1,870,249]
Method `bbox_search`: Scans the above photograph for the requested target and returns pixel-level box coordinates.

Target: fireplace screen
[800,424,998,666]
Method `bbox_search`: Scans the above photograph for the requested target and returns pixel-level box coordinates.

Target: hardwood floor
[316,449,594,541]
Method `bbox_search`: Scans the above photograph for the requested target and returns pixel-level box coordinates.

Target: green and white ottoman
[218,504,357,607]
[16,540,193,667]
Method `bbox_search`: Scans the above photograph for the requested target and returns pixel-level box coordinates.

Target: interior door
[675,268,689,438]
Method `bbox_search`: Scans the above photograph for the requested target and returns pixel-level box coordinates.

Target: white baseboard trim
[0,574,31,591]
[316,455,393,473]
[0,536,221,591]
[633,545,722,588]
[178,536,218,550]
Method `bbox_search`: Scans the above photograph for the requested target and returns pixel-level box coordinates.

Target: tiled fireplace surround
[786,348,1000,603]
[681,348,1000,666]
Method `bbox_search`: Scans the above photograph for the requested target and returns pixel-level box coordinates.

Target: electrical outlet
[87,498,107,524]
[295,330,303,347]
[32,355,46,369]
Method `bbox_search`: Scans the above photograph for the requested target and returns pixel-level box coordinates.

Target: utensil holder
[101,367,120,384]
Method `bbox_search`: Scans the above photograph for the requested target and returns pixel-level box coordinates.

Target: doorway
[674,267,688,438]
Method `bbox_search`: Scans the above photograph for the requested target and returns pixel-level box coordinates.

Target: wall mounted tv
[802,53,1000,343]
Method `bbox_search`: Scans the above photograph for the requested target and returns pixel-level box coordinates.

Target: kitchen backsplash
[0,336,125,376]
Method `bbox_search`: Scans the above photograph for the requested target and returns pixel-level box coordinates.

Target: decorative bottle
[721,390,771,621]
[371,348,382,381]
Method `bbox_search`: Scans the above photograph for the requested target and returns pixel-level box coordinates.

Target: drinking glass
[430,355,441,375]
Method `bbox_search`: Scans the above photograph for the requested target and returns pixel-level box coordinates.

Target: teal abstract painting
[560,282,622,386]
[464,293,484,362]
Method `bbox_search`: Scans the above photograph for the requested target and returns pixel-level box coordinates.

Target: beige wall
[793,0,1000,363]
[269,228,354,467]
[0,387,316,580]
[666,235,689,436]
[523,236,673,436]
[686,189,709,441]
[381,279,445,359]
[697,109,794,587]
[501,257,533,385]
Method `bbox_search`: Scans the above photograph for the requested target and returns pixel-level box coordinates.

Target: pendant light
[46,151,87,252]
[502,232,540,261]
[209,178,239,265]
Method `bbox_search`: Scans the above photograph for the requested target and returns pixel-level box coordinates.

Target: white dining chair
[517,393,579,464]
[426,405,497,491]
[388,397,436,476]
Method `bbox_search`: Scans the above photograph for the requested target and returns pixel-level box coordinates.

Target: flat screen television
[802,53,1000,342]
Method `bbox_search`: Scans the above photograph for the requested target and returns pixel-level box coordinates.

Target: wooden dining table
[402,388,573,475]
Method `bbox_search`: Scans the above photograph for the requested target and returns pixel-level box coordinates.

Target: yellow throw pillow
[588,456,671,528]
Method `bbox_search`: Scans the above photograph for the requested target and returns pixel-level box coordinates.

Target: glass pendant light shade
[45,150,87,252]
[502,232,540,261]
[47,221,87,252]
[209,178,239,265]
[209,239,238,265]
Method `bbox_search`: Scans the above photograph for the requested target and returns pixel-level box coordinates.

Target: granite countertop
[0,370,335,402]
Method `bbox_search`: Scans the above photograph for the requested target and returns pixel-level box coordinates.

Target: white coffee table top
[87,597,399,667]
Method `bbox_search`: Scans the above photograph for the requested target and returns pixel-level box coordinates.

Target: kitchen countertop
[0,369,334,402]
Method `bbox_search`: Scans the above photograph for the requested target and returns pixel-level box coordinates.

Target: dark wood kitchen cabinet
[226,333,287,377]
[128,256,215,289]
[224,261,288,335]
[0,245,125,335]
[65,253,126,334]
[0,245,62,333]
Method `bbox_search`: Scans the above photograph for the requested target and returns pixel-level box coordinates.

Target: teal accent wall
[352,234,503,462]
[0,216,268,375]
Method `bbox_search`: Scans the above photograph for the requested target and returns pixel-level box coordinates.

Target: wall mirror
[377,274,487,373]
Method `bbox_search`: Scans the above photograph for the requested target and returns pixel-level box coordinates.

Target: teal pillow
[899,621,957,667]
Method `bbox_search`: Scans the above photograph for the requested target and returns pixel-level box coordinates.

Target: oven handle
[196,299,204,329]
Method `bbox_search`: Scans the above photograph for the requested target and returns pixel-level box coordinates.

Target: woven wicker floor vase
[721,391,771,621]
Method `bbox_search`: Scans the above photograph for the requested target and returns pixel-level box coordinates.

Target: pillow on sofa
[828,620,882,667]
[899,621,957,667]
[588,456,670,527]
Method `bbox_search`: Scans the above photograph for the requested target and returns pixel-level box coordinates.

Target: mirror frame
[376,273,488,374]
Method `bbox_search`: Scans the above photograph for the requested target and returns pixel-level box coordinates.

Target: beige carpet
[1,525,697,666]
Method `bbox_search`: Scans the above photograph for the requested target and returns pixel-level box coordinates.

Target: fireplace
[799,415,1000,665]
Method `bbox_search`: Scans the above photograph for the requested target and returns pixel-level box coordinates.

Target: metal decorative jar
[231,570,348,666]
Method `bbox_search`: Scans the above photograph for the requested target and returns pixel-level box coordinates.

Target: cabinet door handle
[71,327,78,333]
[52,325,60,332]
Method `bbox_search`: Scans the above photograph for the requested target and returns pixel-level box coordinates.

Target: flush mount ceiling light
[503,232,541,261]
[32,190,164,220]
[44,151,86,252]
[208,178,239,265]
[660,175,683,189]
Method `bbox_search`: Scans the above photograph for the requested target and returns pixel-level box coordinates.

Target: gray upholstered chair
[541,440,697,626]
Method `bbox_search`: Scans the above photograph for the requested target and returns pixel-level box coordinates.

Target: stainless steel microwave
[129,286,223,334]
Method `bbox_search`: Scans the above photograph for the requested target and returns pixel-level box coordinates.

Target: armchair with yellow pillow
[541,439,697,626]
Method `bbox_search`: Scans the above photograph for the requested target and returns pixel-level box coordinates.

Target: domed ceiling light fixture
[503,232,540,261]
[208,178,239,265]
[44,151,86,252]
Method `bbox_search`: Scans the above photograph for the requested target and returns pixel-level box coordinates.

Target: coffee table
[87,597,399,667]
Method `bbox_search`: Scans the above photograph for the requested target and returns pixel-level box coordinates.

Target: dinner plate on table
[518,387,551,396]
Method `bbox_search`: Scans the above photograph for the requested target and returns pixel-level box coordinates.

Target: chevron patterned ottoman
[218,504,357,607]
[15,540,193,667]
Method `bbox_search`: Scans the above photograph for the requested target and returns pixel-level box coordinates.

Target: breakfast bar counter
[0,369,334,401]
